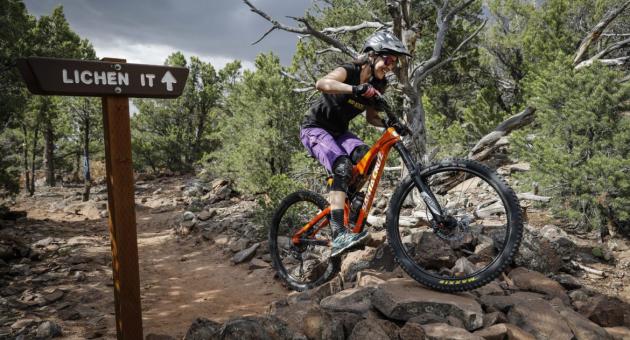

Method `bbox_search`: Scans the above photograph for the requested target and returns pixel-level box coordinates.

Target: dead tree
[243,0,485,157]
[574,0,630,72]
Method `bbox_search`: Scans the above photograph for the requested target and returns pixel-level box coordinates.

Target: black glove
[352,83,378,98]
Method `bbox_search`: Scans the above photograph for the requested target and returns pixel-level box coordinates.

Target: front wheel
[386,159,523,292]
[269,190,340,291]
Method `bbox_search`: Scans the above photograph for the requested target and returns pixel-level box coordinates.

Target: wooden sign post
[17,56,189,340]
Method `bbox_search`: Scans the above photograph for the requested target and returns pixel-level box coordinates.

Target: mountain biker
[300,30,412,258]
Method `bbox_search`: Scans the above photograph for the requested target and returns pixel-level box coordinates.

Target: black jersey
[302,63,375,137]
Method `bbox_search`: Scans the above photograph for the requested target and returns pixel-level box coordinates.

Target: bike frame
[291,127,445,246]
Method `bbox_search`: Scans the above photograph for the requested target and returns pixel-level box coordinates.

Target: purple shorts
[300,127,366,172]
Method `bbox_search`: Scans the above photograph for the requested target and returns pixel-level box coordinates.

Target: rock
[509,224,574,273]
[59,308,81,321]
[421,323,484,340]
[577,294,630,327]
[356,270,388,288]
[74,271,86,282]
[473,323,535,340]
[320,287,375,315]
[372,278,483,331]
[482,311,508,328]
[231,243,260,264]
[229,238,250,253]
[407,313,447,325]
[36,321,62,338]
[366,231,387,248]
[508,267,570,304]
[11,318,36,330]
[197,209,217,221]
[507,299,573,340]
[605,326,630,340]
[479,292,546,314]
[297,276,344,304]
[551,302,613,340]
[184,318,221,340]
[348,319,391,340]
[407,232,457,270]
[219,316,296,339]
[398,322,426,340]
[300,308,344,340]
[340,244,396,283]
[43,289,64,304]
[182,211,196,221]
[63,202,101,219]
[551,273,582,290]
[451,257,477,276]
[249,258,268,270]
[471,281,504,297]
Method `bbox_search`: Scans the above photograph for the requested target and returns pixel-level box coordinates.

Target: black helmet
[361,30,411,57]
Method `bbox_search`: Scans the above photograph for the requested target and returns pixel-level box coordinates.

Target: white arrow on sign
[161,71,177,91]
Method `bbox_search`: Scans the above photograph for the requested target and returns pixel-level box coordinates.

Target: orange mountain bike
[269,97,523,292]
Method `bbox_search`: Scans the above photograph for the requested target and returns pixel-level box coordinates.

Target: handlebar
[373,95,413,137]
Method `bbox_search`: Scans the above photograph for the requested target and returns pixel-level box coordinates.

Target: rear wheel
[386,159,523,292]
[269,190,340,291]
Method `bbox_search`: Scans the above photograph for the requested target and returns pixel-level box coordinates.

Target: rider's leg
[330,156,353,236]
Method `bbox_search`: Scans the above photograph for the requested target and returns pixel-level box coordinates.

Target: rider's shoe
[330,229,369,258]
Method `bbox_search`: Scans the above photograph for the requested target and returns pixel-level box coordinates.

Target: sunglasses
[381,55,398,67]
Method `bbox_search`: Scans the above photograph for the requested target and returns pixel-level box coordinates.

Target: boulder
[507,299,573,340]
[218,316,296,340]
[320,287,375,315]
[421,323,484,340]
[577,294,630,327]
[231,243,259,265]
[508,224,575,273]
[508,267,570,304]
[398,322,426,340]
[480,292,546,314]
[407,232,457,270]
[473,323,535,340]
[605,326,630,340]
[372,278,483,331]
[551,273,582,290]
[348,319,391,340]
[483,312,509,328]
[551,302,612,340]
[340,245,396,283]
[36,320,62,338]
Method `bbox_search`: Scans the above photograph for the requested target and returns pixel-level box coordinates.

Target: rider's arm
[315,67,353,94]
[366,107,385,128]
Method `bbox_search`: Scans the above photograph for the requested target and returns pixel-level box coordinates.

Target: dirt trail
[3,178,290,338]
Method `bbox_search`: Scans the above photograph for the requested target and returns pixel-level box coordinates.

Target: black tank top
[302,63,375,137]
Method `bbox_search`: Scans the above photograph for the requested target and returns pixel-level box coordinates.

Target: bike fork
[394,142,445,223]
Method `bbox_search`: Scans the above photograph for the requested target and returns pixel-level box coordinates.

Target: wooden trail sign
[17,56,188,98]
[17,56,189,340]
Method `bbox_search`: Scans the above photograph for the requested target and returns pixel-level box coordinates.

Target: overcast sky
[23,0,314,70]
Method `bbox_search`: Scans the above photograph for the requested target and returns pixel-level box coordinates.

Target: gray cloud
[23,0,314,65]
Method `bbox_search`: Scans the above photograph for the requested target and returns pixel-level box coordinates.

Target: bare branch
[575,56,630,70]
[243,0,356,57]
[320,21,389,34]
[589,37,630,60]
[316,47,343,55]
[243,0,307,35]
[469,106,537,161]
[252,27,277,45]
[280,70,312,87]
[573,0,630,65]
[413,20,486,83]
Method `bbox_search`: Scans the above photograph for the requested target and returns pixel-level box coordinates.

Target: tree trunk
[82,117,91,202]
[43,118,55,187]
[29,121,40,196]
[21,124,30,193]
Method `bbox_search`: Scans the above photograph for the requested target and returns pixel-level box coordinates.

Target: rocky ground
[1,167,630,339]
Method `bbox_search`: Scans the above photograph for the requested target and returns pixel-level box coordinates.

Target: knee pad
[350,145,370,164]
[331,156,353,192]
